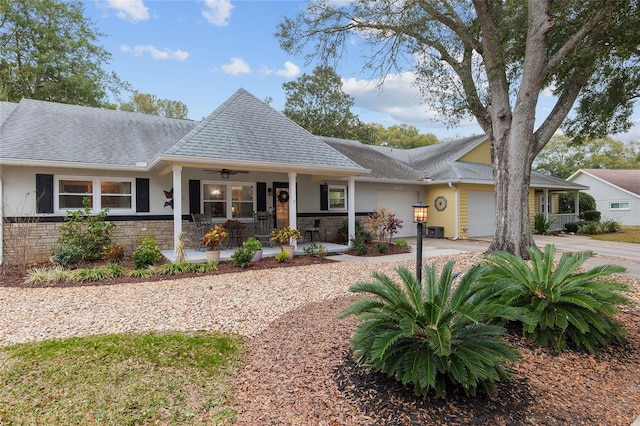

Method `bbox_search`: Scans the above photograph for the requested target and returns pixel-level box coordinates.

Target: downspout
[448,182,459,240]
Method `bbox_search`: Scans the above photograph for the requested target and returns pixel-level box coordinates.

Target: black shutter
[36,174,54,213]
[320,184,329,211]
[257,182,267,212]
[135,178,150,212]
[188,180,200,215]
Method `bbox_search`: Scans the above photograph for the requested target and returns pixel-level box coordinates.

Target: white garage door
[376,190,418,238]
[468,191,495,237]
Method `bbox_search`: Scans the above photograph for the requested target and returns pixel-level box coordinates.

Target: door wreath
[278,190,289,204]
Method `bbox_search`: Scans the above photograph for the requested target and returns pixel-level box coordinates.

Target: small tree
[367,208,403,243]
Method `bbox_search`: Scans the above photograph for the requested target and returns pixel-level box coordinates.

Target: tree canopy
[276,0,640,256]
[371,123,439,148]
[0,0,127,107]
[119,92,189,119]
[282,65,377,144]
[534,135,640,179]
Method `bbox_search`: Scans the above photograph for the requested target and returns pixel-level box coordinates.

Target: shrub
[394,239,409,248]
[479,244,631,353]
[564,222,580,233]
[274,251,290,263]
[350,236,368,256]
[367,208,404,243]
[51,245,83,267]
[231,247,255,268]
[131,237,163,269]
[533,214,554,235]
[336,219,372,244]
[304,243,328,258]
[581,210,601,221]
[102,243,125,262]
[376,242,389,253]
[600,218,621,233]
[340,262,519,397]
[579,221,601,235]
[56,198,115,261]
[559,192,596,214]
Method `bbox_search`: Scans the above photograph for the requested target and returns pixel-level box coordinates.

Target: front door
[273,182,289,229]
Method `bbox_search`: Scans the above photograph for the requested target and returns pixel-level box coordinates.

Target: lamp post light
[412,202,429,283]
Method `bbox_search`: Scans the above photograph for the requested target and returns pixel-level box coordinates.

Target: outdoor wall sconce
[412,202,429,283]
[220,170,231,180]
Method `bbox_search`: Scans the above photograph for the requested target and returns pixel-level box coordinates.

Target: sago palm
[339,261,519,398]
[478,244,631,353]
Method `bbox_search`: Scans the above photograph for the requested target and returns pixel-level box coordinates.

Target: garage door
[468,191,495,237]
[376,190,418,238]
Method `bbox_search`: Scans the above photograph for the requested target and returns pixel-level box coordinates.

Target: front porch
[162,241,350,263]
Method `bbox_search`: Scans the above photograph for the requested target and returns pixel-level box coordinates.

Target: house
[567,169,640,226]
[0,88,585,264]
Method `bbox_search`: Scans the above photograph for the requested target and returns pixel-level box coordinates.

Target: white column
[172,165,183,252]
[574,190,580,222]
[288,172,297,246]
[544,189,549,220]
[348,176,356,247]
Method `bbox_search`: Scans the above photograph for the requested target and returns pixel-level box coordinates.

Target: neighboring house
[0,88,585,264]
[567,169,640,226]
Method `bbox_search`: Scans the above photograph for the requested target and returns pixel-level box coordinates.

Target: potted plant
[270,226,301,258]
[243,237,263,263]
[202,224,228,262]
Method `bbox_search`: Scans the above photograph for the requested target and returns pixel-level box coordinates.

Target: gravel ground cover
[1,251,639,424]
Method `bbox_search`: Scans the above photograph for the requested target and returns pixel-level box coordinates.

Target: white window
[328,185,347,210]
[56,177,134,212]
[610,201,630,210]
[203,182,255,219]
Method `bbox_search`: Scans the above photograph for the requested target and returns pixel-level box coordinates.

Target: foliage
[376,242,389,253]
[394,239,409,248]
[367,208,404,243]
[340,262,519,397]
[231,248,255,268]
[600,219,621,234]
[533,214,555,235]
[370,123,439,148]
[128,268,155,279]
[274,251,290,263]
[558,191,596,214]
[0,0,128,106]
[202,225,228,249]
[350,236,369,256]
[270,226,301,245]
[479,245,631,353]
[275,0,640,258]
[591,225,640,244]
[564,222,581,233]
[55,198,115,262]
[304,243,328,258]
[118,91,188,118]
[337,219,371,244]
[51,245,84,267]
[581,210,602,222]
[579,221,602,235]
[175,232,186,264]
[0,332,243,425]
[243,237,262,251]
[69,264,124,282]
[282,66,377,144]
[102,243,125,262]
[131,237,163,269]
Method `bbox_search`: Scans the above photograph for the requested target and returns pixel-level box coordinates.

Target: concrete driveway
[419,235,640,279]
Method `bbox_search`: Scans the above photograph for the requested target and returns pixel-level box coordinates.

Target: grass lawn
[591,225,640,244]
[0,332,244,425]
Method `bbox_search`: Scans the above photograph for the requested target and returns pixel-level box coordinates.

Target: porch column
[574,190,580,222]
[172,165,183,252]
[348,176,356,247]
[544,189,549,221]
[288,172,297,247]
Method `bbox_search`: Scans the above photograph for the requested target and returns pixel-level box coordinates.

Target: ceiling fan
[204,168,250,179]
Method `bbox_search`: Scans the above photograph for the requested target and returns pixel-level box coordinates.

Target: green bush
[533,214,555,235]
[600,218,621,233]
[581,210,601,221]
[131,238,163,269]
[303,243,328,258]
[394,239,409,248]
[350,236,368,256]
[479,244,631,353]
[274,251,290,263]
[564,222,580,233]
[337,219,372,244]
[51,245,83,267]
[55,198,115,261]
[231,247,255,268]
[579,221,601,235]
[102,243,125,262]
[376,242,389,253]
[340,262,519,398]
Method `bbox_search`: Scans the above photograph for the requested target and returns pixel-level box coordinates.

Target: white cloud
[107,0,150,22]
[262,61,300,78]
[202,0,234,26]
[120,45,189,61]
[221,57,251,75]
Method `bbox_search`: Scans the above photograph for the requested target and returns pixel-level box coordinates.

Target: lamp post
[412,202,429,283]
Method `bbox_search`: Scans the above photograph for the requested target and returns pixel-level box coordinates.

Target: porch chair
[192,213,211,250]
[253,211,274,247]
[303,219,322,243]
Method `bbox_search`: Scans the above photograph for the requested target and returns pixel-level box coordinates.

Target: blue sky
[85,0,639,142]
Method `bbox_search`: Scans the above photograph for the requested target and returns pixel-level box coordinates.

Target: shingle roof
[0,98,197,167]
[576,169,640,196]
[0,101,18,126]
[165,89,365,171]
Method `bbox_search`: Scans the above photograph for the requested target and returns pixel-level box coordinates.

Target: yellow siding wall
[458,140,492,164]
[424,185,457,238]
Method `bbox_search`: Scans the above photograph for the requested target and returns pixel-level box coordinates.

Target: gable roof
[161,89,365,174]
[568,169,640,197]
[0,98,197,169]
